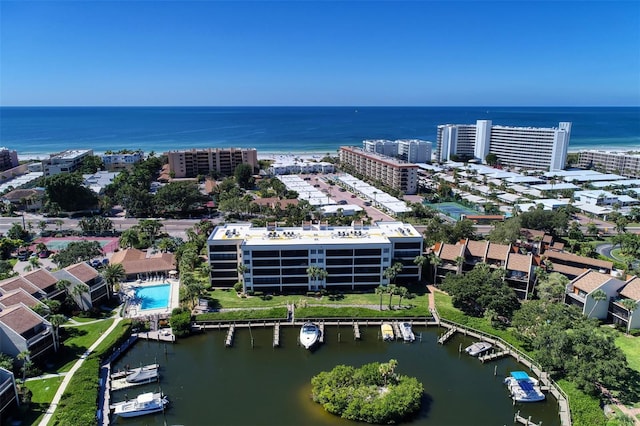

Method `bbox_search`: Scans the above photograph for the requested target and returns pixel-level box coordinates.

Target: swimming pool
[135,284,171,310]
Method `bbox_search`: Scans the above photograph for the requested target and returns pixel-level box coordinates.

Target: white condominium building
[43,149,93,176]
[578,150,640,178]
[363,139,432,163]
[166,147,258,178]
[101,151,144,171]
[339,147,419,194]
[207,221,423,291]
[437,120,571,171]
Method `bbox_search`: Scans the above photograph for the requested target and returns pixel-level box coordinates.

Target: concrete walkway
[38,316,123,426]
[25,372,67,382]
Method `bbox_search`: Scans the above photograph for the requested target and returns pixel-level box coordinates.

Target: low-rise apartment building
[0,303,55,361]
[207,221,423,292]
[339,147,419,194]
[166,148,258,178]
[101,151,144,171]
[0,148,18,172]
[43,149,93,176]
[0,367,18,420]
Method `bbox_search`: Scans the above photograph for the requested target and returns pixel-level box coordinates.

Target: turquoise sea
[0,106,638,158]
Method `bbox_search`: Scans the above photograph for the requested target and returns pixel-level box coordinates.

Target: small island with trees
[311,359,424,424]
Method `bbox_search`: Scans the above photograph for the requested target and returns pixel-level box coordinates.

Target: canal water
[110,326,561,426]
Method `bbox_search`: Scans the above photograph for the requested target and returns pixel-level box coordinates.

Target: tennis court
[429,202,480,221]
[34,237,119,253]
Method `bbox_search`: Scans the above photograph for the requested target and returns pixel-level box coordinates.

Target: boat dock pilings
[225,324,235,347]
[353,322,361,340]
[273,322,280,347]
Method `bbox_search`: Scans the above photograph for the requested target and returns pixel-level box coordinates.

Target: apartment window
[383,248,390,253]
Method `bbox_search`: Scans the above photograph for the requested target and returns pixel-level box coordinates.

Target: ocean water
[0,106,638,158]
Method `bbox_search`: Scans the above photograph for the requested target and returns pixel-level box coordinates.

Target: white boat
[504,371,545,402]
[112,392,169,417]
[381,322,394,341]
[299,322,320,349]
[400,322,415,342]
[464,341,492,357]
[125,367,159,384]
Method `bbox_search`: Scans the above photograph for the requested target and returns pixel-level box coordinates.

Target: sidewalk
[38,317,123,426]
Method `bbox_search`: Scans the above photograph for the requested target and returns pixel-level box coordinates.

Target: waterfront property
[0,303,55,361]
[122,279,179,318]
[207,221,423,291]
[109,248,176,281]
[42,149,93,177]
[362,139,432,163]
[437,120,571,171]
[0,367,18,421]
[578,150,640,178]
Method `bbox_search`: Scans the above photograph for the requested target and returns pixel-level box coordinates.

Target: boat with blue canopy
[504,371,545,402]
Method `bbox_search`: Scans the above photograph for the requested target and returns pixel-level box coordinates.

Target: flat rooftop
[209,221,421,247]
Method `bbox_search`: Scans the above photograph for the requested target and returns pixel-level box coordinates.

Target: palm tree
[587,289,608,318]
[428,253,442,284]
[454,256,465,274]
[23,256,42,272]
[119,229,139,249]
[386,284,398,307]
[306,266,328,290]
[48,314,66,351]
[383,262,403,286]
[38,220,47,234]
[413,255,426,281]
[620,298,638,335]
[17,350,31,381]
[103,263,126,292]
[375,285,387,311]
[71,283,90,310]
[396,286,408,307]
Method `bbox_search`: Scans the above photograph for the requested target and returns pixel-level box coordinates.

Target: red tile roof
[23,269,58,291]
[65,263,99,283]
[0,304,45,336]
[0,289,41,308]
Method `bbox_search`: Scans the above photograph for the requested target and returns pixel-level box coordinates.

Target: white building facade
[43,150,93,176]
[437,120,571,171]
[207,222,423,291]
[363,139,432,163]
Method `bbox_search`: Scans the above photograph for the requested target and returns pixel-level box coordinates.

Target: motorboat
[400,322,415,342]
[299,322,320,349]
[381,322,394,341]
[464,341,492,357]
[125,367,159,384]
[504,371,545,402]
[112,392,169,417]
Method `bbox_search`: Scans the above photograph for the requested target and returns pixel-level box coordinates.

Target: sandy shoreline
[16,147,640,163]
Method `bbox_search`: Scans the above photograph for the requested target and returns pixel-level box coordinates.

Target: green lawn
[20,376,64,425]
[206,286,428,309]
[56,319,115,372]
[615,334,640,372]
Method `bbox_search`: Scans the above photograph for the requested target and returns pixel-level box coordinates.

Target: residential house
[53,262,110,310]
[545,251,613,279]
[433,242,464,283]
[0,289,42,310]
[609,276,640,330]
[565,270,626,320]
[0,303,55,360]
[0,277,45,300]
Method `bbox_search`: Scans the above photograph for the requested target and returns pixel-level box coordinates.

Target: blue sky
[1,1,639,106]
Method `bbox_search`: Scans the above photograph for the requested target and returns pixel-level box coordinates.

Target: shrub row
[195,307,288,322]
[296,306,431,318]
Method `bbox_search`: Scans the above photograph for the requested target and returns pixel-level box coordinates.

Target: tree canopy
[44,173,98,212]
[52,241,103,268]
[311,360,423,424]
[440,263,519,319]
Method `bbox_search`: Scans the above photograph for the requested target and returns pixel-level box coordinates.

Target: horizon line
[1,105,639,108]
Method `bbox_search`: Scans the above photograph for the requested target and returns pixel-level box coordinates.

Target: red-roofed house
[110,248,176,281]
[0,303,55,360]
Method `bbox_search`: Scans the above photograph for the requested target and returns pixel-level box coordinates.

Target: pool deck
[124,278,180,318]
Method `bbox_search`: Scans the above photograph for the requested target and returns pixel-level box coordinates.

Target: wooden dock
[273,323,280,347]
[353,322,361,340]
[479,350,510,363]
[111,374,159,391]
[318,322,325,343]
[225,325,235,347]
[392,322,402,340]
[134,330,175,343]
[438,327,457,344]
[514,411,542,425]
